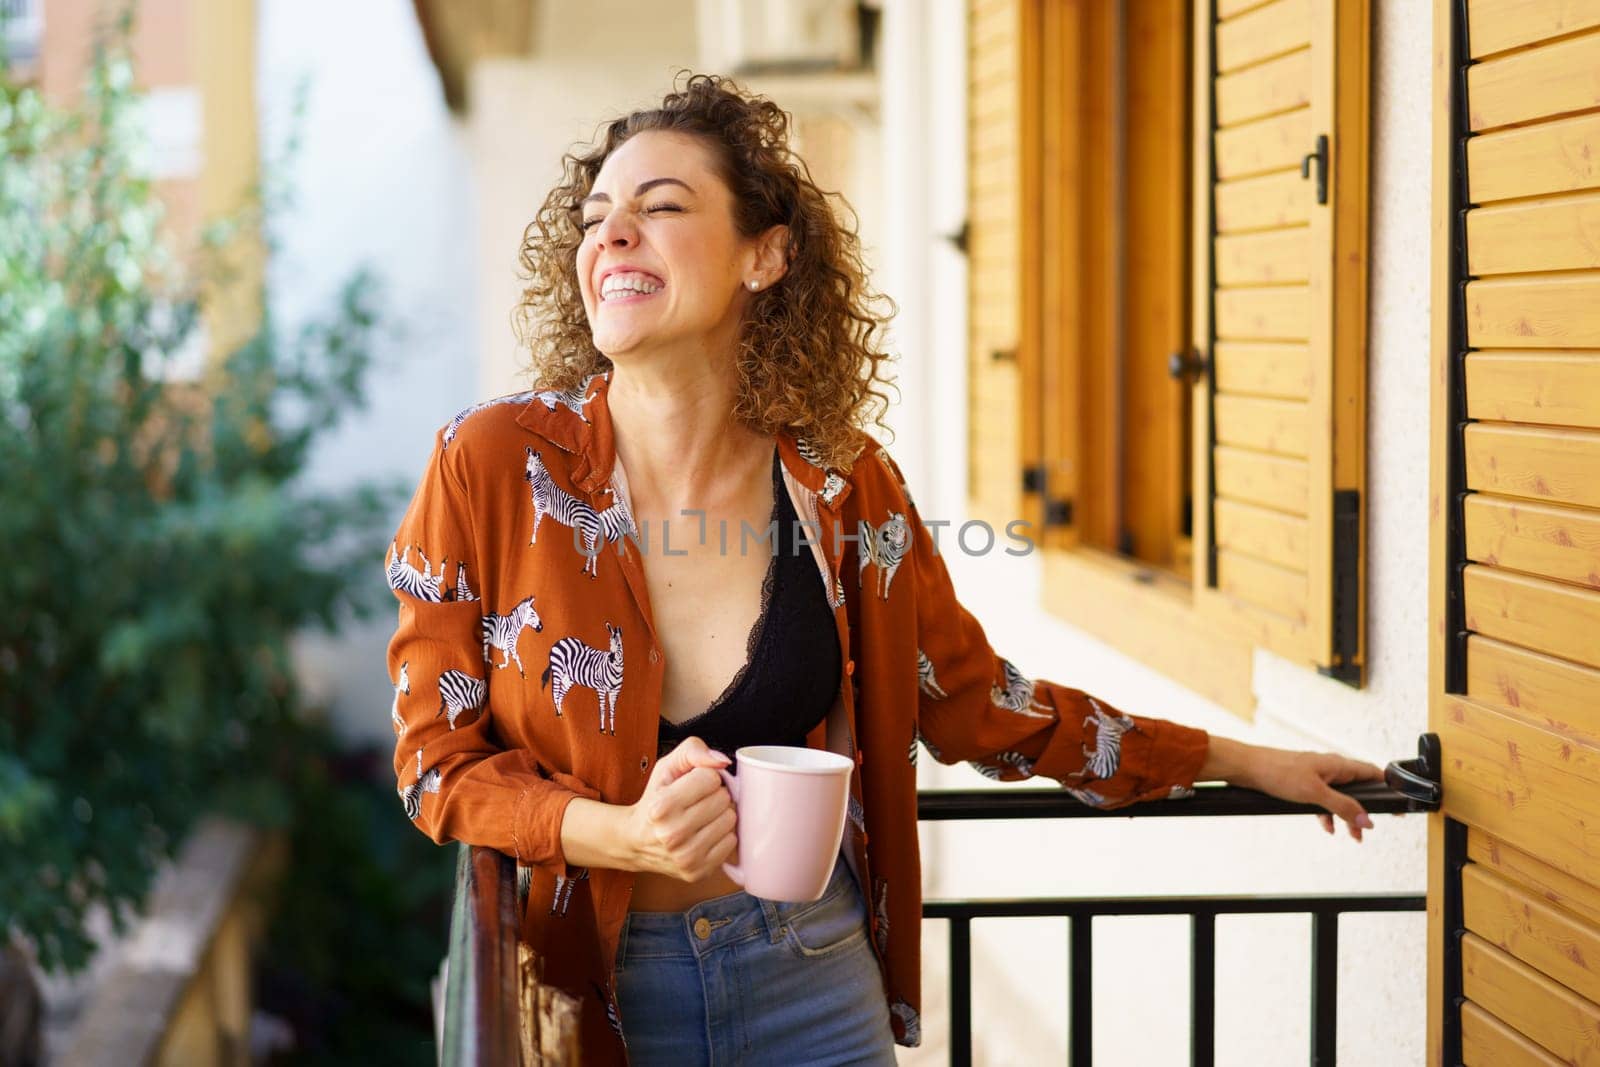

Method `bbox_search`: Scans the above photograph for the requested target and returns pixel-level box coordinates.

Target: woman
[386,75,1383,1065]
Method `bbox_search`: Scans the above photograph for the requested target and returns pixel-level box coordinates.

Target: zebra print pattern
[872,878,891,958]
[390,661,410,735]
[1064,785,1110,808]
[847,794,866,837]
[819,471,846,505]
[524,449,636,576]
[387,542,447,602]
[1081,698,1137,779]
[891,1000,922,1046]
[1169,784,1197,800]
[450,561,479,603]
[970,750,1036,781]
[435,668,486,729]
[532,376,598,422]
[915,727,944,763]
[990,658,1053,719]
[794,437,848,505]
[442,391,536,449]
[916,649,947,699]
[858,512,910,600]
[908,737,918,767]
[550,867,590,917]
[482,595,543,676]
[593,982,626,1045]
[541,623,625,734]
[399,748,441,821]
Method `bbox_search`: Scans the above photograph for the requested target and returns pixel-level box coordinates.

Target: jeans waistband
[621,852,857,962]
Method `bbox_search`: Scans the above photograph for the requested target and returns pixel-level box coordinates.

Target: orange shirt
[386,372,1210,1063]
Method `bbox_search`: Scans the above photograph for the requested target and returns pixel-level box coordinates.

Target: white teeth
[600,272,663,301]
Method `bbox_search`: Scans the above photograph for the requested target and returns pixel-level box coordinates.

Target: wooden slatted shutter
[1190,0,1369,680]
[1430,1,1600,1062]
[967,0,1030,532]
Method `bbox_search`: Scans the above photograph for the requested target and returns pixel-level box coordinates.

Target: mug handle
[718,767,744,887]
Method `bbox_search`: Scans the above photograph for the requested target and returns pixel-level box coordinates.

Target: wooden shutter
[967,0,1030,532]
[1430,2,1600,1062]
[1190,0,1369,680]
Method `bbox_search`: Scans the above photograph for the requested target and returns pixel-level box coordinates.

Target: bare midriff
[630,865,746,913]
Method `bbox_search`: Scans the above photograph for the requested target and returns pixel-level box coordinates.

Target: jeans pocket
[780,884,869,960]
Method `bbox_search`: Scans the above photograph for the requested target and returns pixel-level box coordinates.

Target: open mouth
[599,271,666,304]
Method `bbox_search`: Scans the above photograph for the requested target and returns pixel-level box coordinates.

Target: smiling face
[575,130,784,360]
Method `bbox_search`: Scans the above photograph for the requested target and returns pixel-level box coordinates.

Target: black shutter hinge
[1301,134,1329,205]
[1317,489,1361,685]
[1022,464,1073,529]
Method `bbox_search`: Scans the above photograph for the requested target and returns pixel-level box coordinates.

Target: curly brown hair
[513,73,896,472]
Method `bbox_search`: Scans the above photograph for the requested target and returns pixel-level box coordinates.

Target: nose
[592,210,636,250]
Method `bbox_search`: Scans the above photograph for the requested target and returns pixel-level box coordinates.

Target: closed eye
[579,203,683,232]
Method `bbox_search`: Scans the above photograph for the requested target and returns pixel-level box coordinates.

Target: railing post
[950,916,973,1067]
[1070,915,1093,1067]
[1190,912,1215,1067]
[1310,911,1339,1065]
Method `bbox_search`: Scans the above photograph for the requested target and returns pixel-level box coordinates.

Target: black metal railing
[440,741,1442,1065]
[920,742,1442,1067]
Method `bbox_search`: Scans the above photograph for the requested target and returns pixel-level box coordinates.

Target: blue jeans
[614,853,898,1065]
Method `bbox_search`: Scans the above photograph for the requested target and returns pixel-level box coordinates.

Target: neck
[606,354,769,512]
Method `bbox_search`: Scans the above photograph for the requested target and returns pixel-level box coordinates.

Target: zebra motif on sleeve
[390,661,410,735]
[914,727,944,763]
[550,867,590,917]
[399,748,441,821]
[1080,698,1138,780]
[1064,785,1110,808]
[916,648,947,699]
[858,512,910,600]
[970,750,1036,781]
[481,595,543,676]
[908,737,918,767]
[990,658,1053,720]
[846,794,866,837]
[442,391,537,450]
[890,1000,922,1046]
[541,623,625,735]
[449,561,479,603]
[387,542,447,603]
[435,669,486,729]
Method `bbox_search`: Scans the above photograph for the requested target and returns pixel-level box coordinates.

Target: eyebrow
[578,177,697,211]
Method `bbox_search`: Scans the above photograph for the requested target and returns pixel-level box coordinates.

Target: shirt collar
[514,369,853,508]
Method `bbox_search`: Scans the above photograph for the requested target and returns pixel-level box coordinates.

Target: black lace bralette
[655,446,841,758]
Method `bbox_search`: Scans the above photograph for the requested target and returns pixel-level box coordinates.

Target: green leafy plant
[0,26,398,973]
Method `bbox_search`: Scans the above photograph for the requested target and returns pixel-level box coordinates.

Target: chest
[632,488,788,723]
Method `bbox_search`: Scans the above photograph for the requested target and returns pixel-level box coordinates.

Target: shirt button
[649,647,661,665]
[693,917,712,940]
[845,660,856,676]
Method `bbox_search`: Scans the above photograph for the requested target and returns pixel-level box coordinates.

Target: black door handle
[1384,733,1443,811]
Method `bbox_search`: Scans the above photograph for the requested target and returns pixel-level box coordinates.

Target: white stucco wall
[881,0,1432,1063]
[466,0,703,395]
[259,0,479,745]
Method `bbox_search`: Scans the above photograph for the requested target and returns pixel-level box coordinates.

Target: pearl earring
[748,280,759,291]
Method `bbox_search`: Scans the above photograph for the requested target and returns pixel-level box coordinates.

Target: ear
[748,223,791,286]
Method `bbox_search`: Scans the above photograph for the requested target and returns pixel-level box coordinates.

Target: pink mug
[717,745,855,902]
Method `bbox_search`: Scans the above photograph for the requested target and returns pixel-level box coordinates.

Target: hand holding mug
[625,736,737,881]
